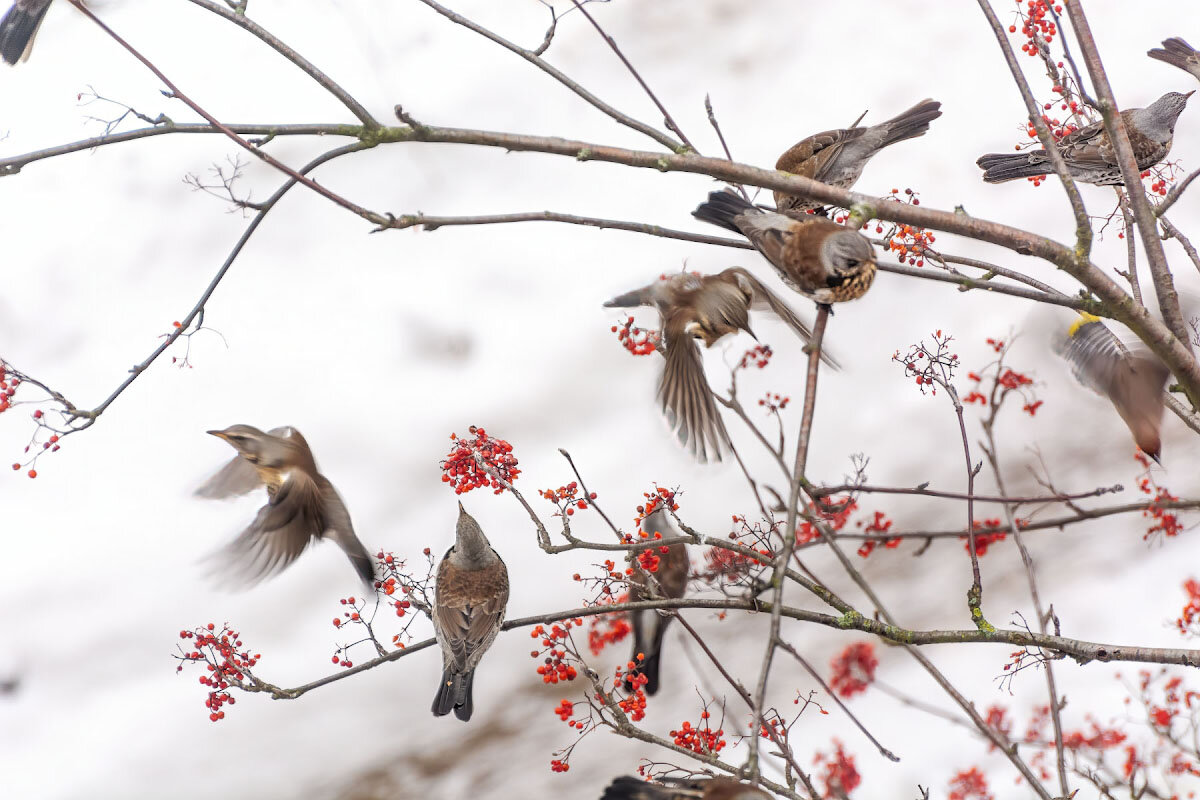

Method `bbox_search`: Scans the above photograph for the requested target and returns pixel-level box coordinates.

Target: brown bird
[626,508,689,696]
[1055,314,1170,462]
[774,98,942,215]
[977,91,1193,185]
[0,0,51,65]
[600,775,770,800]
[693,189,878,306]
[196,424,375,587]
[431,502,509,722]
[1149,38,1200,82]
[605,266,836,462]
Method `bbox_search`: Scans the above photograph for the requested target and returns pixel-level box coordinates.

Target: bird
[600,775,770,800]
[625,508,689,696]
[1054,314,1170,462]
[774,98,942,215]
[196,424,375,587]
[431,502,510,722]
[693,189,878,306]
[976,91,1193,185]
[0,0,51,65]
[1148,38,1200,83]
[605,266,836,462]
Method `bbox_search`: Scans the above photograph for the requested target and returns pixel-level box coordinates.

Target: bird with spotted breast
[1055,314,1170,463]
[431,502,509,722]
[693,189,878,306]
[976,91,1193,185]
[625,507,689,696]
[1149,38,1200,83]
[774,98,942,215]
[605,266,837,462]
[600,775,770,800]
[0,0,51,65]
[196,425,375,587]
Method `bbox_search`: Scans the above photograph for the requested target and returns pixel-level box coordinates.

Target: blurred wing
[194,454,263,499]
[724,267,841,369]
[1055,316,1128,398]
[1148,38,1200,81]
[658,316,729,463]
[209,470,324,586]
[604,274,697,311]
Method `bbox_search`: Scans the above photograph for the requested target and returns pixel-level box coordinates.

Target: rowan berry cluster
[814,740,861,798]
[670,707,725,756]
[611,315,660,356]
[962,519,1008,556]
[585,592,633,656]
[440,426,520,494]
[948,767,993,800]
[538,480,598,517]
[737,343,773,370]
[854,511,899,558]
[530,618,582,684]
[878,189,935,266]
[0,361,18,415]
[893,330,959,396]
[371,549,434,649]
[174,623,260,722]
[1135,454,1184,540]
[796,496,857,546]
[757,391,789,414]
[1009,0,1061,53]
[828,642,878,699]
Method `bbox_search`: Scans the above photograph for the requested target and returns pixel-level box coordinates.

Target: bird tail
[432,667,475,721]
[879,98,943,147]
[976,151,1047,183]
[600,776,669,800]
[1148,37,1198,72]
[625,610,669,696]
[0,2,51,65]
[692,188,759,234]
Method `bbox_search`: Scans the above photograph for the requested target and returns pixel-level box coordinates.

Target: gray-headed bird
[1055,314,1170,462]
[1149,38,1200,83]
[693,189,878,306]
[600,775,770,800]
[0,0,51,65]
[605,266,836,462]
[626,508,689,696]
[431,502,509,722]
[196,425,375,587]
[977,91,1192,185]
[774,99,942,215]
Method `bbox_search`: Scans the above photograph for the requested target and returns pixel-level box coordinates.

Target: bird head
[822,230,876,277]
[1149,90,1195,130]
[207,424,270,464]
[456,501,485,540]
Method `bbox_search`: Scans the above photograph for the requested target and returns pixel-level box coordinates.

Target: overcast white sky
[3,1,1200,798]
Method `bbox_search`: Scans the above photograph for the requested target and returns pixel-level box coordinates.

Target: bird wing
[776,128,862,183]
[604,273,699,311]
[194,426,295,499]
[722,267,841,369]
[210,469,325,586]
[434,556,509,671]
[1056,119,1112,166]
[1148,38,1200,81]
[730,210,795,272]
[658,312,730,463]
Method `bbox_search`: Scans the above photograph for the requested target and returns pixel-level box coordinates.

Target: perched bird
[196,425,375,587]
[693,189,878,306]
[600,775,770,800]
[976,91,1193,185]
[774,98,942,215]
[0,0,51,65]
[431,502,509,722]
[626,508,689,696]
[1148,38,1200,82]
[1054,314,1170,462]
[605,266,835,462]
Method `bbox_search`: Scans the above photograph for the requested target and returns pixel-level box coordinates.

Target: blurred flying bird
[196,424,375,587]
[600,775,771,800]
[1148,38,1200,82]
[693,189,878,305]
[431,502,509,722]
[1054,314,1170,462]
[0,0,51,65]
[625,508,689,696]
[605,266,836,462]
[976,91,1192,185]
[774,98,942,215]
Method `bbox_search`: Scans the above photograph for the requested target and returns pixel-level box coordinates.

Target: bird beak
[206,429,229,441]
[744,325,759,342]
[458,500,466,513]
[1187,90,1197,99]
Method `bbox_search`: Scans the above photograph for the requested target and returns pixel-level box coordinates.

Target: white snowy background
[2,0,1200,798]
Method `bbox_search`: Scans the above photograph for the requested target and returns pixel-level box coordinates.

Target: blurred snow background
[2,0,1200,797]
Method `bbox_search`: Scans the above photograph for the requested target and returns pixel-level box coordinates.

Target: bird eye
[846,259,859,268]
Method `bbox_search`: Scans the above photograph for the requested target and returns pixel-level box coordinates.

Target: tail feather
[976,151,1048,183]
[626,609,668,695]
[879,98,942,147]
[432,667,475,720]
[1148,37,1198,72]
[0,2,50,65]
[692,188,758,234]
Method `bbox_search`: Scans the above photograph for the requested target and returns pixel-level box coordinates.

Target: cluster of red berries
[854,511,899,558]
[538,481,597,517]
[634,486,679,526]
[877,190,933,266]
[440,426,519,495]
[894,330,959,396]
[738,344,773,370]
[0,361,18,415]
[586,591,632,656]
[962,519,1007,556]
[796,496,857,545]
[829,642,878,698]
[1009,0,1061,53]
[757,391,790,414]
[670,711,725,755]
[611,316,660,356]
[814,740,862,797]
[1137,460,1182,540]
[700,546,762,584]
[175,623,260,722]
[530,619,581,684]
[948,767,993,800]
[614,663,648,721]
